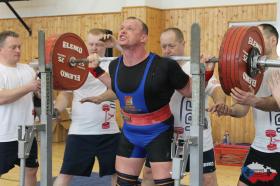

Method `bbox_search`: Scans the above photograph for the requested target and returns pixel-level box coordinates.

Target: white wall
[151,0,276,9]
[122,0,276,9]
[0,0,277,19]
[0,0,124,18]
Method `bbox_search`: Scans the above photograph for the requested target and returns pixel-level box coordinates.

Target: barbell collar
[69,58,89,64]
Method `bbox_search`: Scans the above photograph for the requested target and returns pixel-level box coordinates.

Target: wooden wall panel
[163,3,276,144]
[122,7,147,21]
[146,7,164,54]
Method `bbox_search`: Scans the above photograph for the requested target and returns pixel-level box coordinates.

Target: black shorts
[117,127,173,162]
[145,148,216,174]
[60,133,120,177]
[239,147,280,186]
[0,138,39,175]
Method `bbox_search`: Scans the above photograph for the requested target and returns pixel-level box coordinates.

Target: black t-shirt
[109,54,190,112]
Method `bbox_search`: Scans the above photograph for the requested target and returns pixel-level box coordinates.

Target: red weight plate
[218,27,238,95]
[235,26,265,94]
[229,27,248,91]
[219,28,232,95]
[224,27,240,94]
[225,27,245,93]
[233,27,249,90]
[46,33,89,90]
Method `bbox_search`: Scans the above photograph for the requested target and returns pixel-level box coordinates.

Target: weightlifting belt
[121,104,172,125]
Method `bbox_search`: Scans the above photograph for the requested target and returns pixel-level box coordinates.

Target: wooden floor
[0,142,241,186]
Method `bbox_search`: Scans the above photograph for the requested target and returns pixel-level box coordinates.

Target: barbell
[44,26,280,94]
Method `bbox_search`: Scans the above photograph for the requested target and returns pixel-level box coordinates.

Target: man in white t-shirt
[0,31,41,186]
[141,28,226,186]
[216,24,280,186]
[53,28,120,186]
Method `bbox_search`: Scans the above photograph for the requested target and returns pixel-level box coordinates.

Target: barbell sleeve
[257,58,280,68]
[69,58,89,64]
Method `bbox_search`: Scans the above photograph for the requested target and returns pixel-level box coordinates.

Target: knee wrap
[154,178,174,186]
[116,171,140,186]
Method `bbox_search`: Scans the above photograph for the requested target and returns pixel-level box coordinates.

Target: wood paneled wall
[0,3,276,144]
